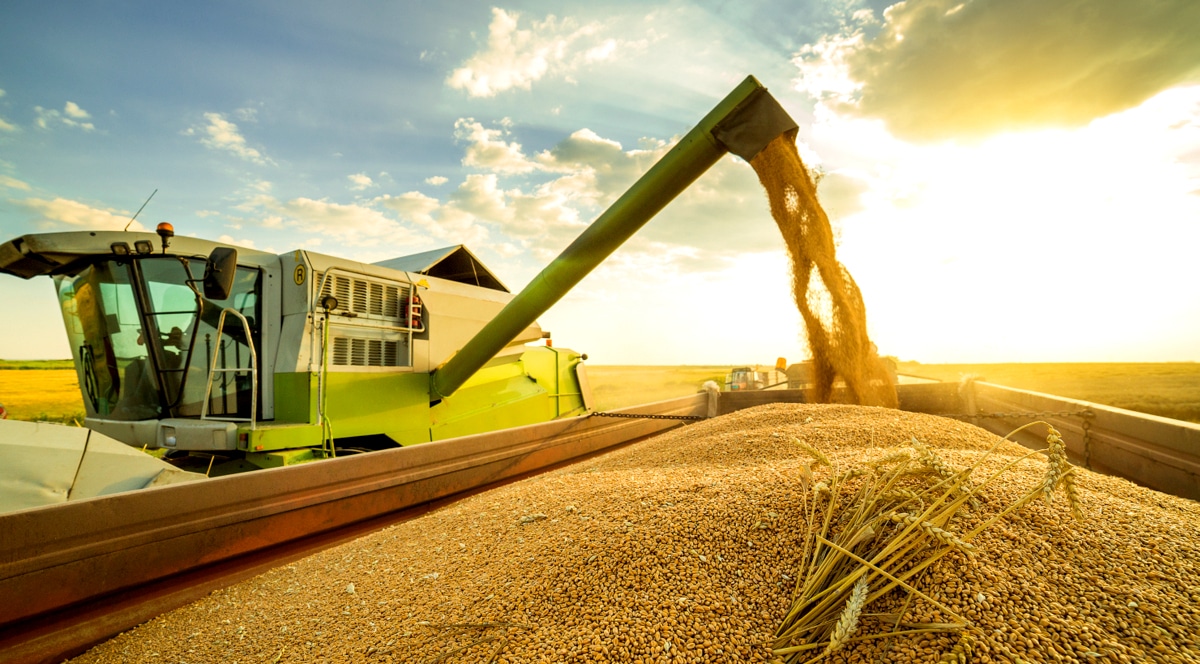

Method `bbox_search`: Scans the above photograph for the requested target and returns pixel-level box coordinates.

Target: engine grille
[318,273,404,318]
[330,336,402,367]
[315,270,421,368]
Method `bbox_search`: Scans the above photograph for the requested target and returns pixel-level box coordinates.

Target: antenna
[123,189,158,231]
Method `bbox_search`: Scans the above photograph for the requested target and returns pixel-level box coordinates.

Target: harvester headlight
[110,242,131,255]
[321,295,339,311]
[134,240,154,255]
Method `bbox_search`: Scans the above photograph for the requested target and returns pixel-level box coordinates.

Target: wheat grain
[938,631,974,663]
[68,403,1200,664]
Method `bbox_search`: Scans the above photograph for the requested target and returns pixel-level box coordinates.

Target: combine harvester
[1,76,1198,664]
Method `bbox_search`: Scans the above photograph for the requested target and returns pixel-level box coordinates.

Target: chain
[589,411,705,421]
[939,409,1097,469]
[936,409,1091,420]
[1080,412,1094,468]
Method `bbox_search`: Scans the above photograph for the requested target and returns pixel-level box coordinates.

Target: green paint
[430,347,586,441]
[246,447,320,468]
[273,372,315,422]
[324,371,430,443]
[242,423,325,452]
[246,349,584,452]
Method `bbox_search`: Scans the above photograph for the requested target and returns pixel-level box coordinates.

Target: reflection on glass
[56,262,163,420]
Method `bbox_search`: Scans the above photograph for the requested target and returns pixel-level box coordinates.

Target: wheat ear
[825,577,868,655]
[887,512,976,557]
[794,438,832,467]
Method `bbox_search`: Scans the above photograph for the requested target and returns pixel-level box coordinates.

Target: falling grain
[750,136,897,408]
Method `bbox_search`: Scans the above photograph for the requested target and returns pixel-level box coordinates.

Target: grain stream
[750,136,897,409]
[72,404,1200,663]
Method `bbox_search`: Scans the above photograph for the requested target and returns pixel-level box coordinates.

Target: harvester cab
[0,75,798,475]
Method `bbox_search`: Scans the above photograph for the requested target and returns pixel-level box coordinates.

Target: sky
[1,0,1199,365]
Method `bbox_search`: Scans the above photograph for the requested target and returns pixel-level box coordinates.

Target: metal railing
[200,308,258,429]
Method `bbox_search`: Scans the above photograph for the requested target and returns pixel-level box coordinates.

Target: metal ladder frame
[200,308,258,430]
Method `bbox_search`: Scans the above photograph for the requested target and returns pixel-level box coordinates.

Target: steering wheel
[80,344,100,412]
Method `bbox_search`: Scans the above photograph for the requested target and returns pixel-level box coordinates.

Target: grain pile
[73,404,1200,663]
[750,135,897,409]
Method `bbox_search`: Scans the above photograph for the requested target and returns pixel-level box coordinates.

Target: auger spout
[429,75,798,402]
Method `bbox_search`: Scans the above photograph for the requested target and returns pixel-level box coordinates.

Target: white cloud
[425,176,449,186]
[584,39,617,63]
[438,114,783,262]
[0,89,5,98]
[185,112,269,164]
[34,102,96,131]
[0,175,30,191]
[16,197,142,231]
[794,0,1200,142]
[63,101,90,120]
[377,190,492,247]
[455,118,541,174]
[240,194,432,251]
[446,8,620,97]
[347,173,375,191]
[216,234,256,248]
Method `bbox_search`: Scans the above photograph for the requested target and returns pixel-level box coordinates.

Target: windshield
[55,257,261,421]
[56,261,157,419]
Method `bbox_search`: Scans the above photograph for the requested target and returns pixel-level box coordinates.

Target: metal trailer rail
[3,382,1198,663]
[963,381,1200,501]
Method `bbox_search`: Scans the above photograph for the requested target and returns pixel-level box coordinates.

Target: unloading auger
[0,76,797,479]
[431,75,798,401]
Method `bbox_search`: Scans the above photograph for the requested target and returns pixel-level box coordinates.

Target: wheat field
[2,362,1198,424]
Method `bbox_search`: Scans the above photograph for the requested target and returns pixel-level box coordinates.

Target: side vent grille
[331,337,403,367]
[317,272,406,319]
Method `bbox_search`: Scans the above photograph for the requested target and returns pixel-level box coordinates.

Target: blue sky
[2,0,1199,364]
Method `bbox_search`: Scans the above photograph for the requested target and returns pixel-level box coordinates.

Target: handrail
[199,308,258,429]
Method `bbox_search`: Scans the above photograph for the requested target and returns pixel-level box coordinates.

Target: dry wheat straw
[776,419,1095,662]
